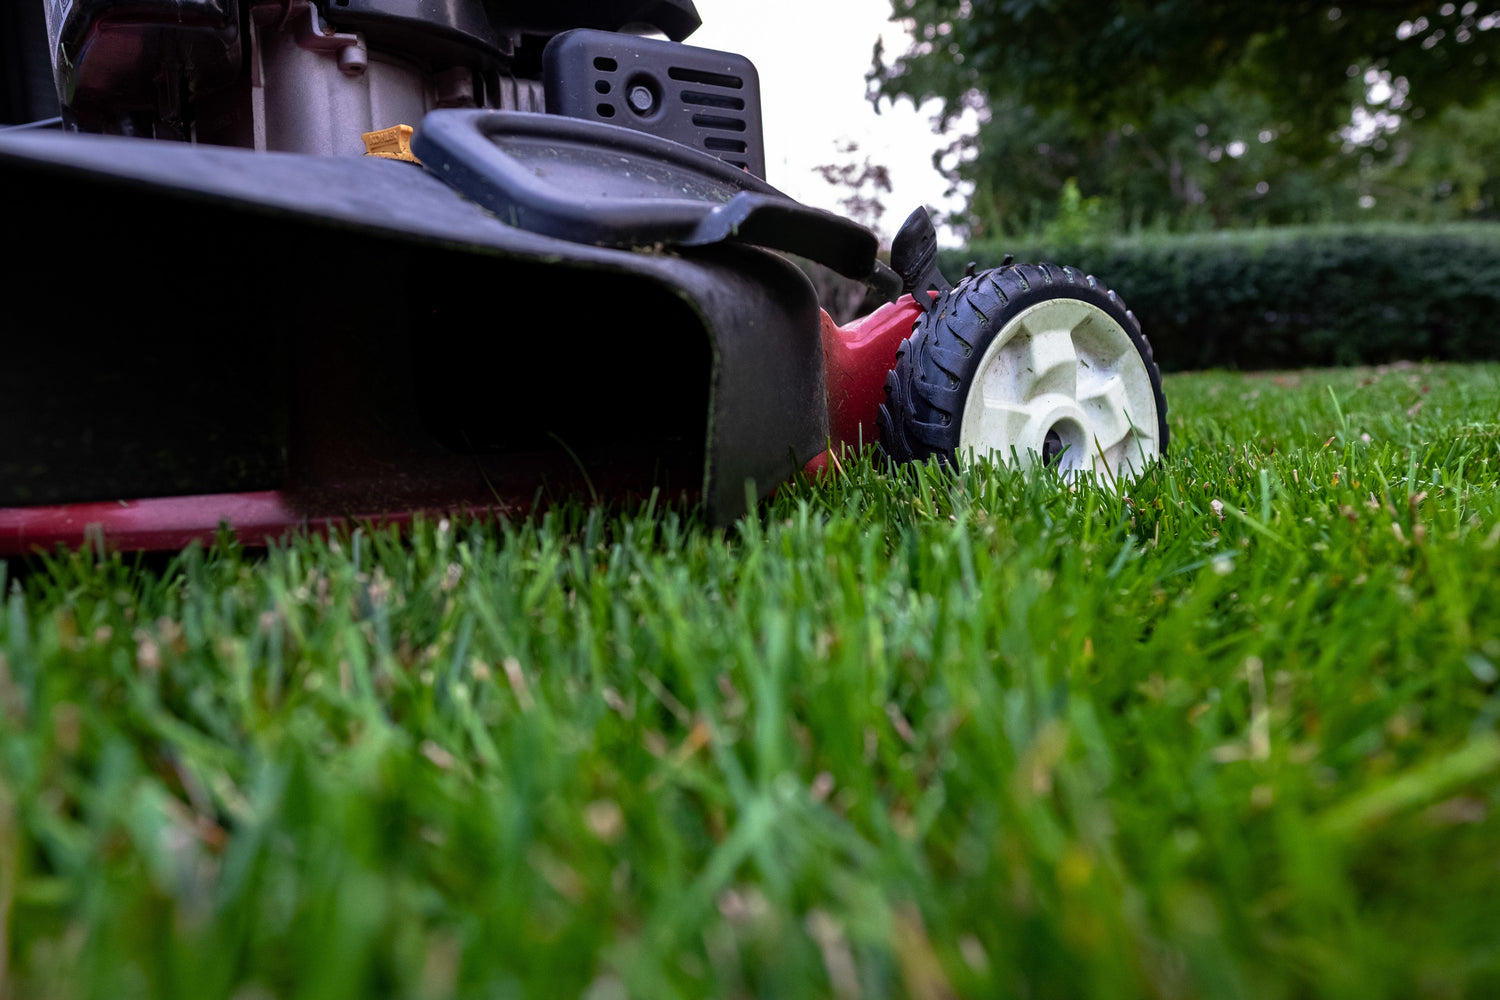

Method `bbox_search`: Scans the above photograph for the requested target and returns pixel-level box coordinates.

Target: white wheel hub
[957,296,1160,481]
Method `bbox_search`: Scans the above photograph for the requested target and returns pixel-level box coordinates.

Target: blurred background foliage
[869,1,1500,240]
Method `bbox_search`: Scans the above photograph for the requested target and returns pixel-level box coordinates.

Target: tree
[874,1,1500,235]
[813,140,895,234]
[1363,91,1500,219]
[946,84,1358,238]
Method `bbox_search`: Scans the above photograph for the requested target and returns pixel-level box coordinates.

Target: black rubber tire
[877,262,1169,467]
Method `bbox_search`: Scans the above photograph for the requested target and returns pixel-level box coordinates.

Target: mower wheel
[877,263,1168,480]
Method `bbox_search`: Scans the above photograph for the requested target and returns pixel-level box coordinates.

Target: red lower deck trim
[0,491,424,555]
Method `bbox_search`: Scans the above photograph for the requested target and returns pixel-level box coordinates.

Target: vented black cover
[543,28,765,178]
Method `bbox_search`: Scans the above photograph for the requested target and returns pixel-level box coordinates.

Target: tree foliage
[874,1,1500,236]
[813,140,895,233]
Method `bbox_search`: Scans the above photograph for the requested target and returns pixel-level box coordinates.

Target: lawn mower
[0,0,1167,553]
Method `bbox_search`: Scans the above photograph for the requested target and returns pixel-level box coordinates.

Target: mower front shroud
[0,119,846,551]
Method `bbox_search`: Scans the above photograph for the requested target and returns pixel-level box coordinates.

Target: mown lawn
[2,362,1499,999]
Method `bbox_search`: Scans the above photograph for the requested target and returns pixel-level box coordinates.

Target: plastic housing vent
[543,28,766,177]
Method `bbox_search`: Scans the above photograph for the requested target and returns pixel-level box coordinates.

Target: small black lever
[889,206,952,313]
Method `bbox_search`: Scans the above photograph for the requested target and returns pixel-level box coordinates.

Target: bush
[944,224,1500,370]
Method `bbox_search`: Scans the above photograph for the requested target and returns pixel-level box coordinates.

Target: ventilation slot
[593,57,617,71]
[704,136,747,153]
[681,90,745,110]
[692,113,746,132]
[668,66,743,89]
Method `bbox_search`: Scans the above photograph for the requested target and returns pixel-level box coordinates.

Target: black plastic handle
[412,109,878,279]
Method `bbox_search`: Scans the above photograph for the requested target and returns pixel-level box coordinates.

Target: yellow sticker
[361,124,420,163]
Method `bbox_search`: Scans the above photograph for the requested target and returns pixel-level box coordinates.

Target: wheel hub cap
[957,296,1160,481]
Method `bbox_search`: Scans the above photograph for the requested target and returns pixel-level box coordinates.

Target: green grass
[3,362,1500,999]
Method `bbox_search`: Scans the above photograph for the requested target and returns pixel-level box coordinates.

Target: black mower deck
[0,123,832,540]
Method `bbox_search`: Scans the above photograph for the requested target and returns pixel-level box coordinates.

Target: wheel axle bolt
[628,86,655,113]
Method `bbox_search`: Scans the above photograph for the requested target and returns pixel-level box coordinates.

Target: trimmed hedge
[944,224,1500,371]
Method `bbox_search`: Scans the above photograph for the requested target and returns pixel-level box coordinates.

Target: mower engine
[46,0,756,164]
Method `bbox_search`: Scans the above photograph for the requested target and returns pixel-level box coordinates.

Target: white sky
[687,0,967,242]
